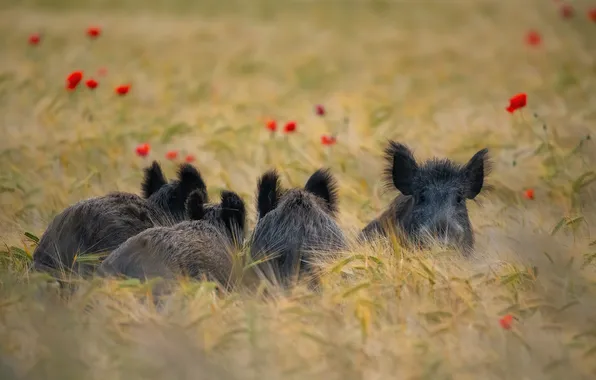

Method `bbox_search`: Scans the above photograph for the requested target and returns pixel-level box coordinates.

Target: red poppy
[87,26,101,38]
[66,71,83,90]
[29,33,41,45]
[85,79,98,89]
[523,188,535,200]
[165,150,178,160]
[283,121,297,133]
[115,84,131,96]
[135,143,150,157]
[589,8,596,22]
[321,135,337,146]
[97,67,108,77]
[559,4,574,18]
[184,154,195,163]
[526,30,541,46]
[499,314,514,330]
[315,104,325,116]
[506,93,527,113]
[266,119,277,132]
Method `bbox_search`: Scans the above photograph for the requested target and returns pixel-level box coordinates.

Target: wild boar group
[32,140,491,289]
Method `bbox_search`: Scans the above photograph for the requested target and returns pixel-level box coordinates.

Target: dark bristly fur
[32,162,208,277]
[185,189,208,221]
[361,141,491,256]
[256,170,283,219]
[250,168,347,288]
[219,190,247,246]
[383,141,418,195]
[97,189,247,290]
[142,161,168,199]
[304,168,339,216]
[147,163,208,220]
[178,164,209,201]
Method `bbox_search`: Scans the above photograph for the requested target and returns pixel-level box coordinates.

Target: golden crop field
[1,0,596,379]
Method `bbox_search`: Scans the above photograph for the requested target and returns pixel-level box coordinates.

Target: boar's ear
[141,161,168,198]
[462,148,491,199]
[256,170,282,219]
[176,163,208,204]
[304,168,339,216]
[185,189,208,220]
[384,141,417,196]
[220,191,246,241]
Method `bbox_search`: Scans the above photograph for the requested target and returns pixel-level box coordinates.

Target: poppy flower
[559,4,574,18]
[28,33,41,45]
[135,143,150,157]
[526,30,541,46]
[589,8,596,22]
[165,150,178,160]
[266,119,277,132]
[499,314,514,330]
[97,67,108,77]
[85,79,98,89]
[66,71,83,90]
[184,154,195,163]
[115,84,131,96]
[315,104,325,116]
[87,26,101,38]
[506,93,527,113]
[523,188,535,200]
[321,135,337,146]
[283,121,297,133]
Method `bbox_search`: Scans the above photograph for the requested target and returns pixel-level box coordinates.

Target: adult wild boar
[360,141,491,255]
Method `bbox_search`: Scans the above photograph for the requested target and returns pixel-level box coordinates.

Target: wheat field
[1,0,596,379]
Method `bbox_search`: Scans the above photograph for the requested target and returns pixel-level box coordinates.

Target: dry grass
[1,0,596,378]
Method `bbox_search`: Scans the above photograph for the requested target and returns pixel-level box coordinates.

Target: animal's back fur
[359,195,413,241]
[33,192,174,276]
[98,220,236,287]
[250,190,347,285]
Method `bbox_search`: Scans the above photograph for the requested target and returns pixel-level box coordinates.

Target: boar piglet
[33,162,207,276]
[360,141,491,255]
[97,189,246,290]
[250,168,347,287]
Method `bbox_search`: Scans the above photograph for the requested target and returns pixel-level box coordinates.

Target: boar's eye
[456,193,464,204]
[417,193,426,205]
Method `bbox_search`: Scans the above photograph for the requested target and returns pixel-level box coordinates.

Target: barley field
[1,0,596,379]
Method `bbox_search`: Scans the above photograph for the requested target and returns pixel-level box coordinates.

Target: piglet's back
[98,221,234,285]
[98,189,247,289]
[33,193,161,276]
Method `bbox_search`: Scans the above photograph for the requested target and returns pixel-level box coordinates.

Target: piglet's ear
[384,141,418,196]
[141,161,167,198]
[220,190,246,243]
[256,170,282,219]
[185,189,207,220]
[176,164,208,203]
[304,168,339,216]
[462,148,491,199]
